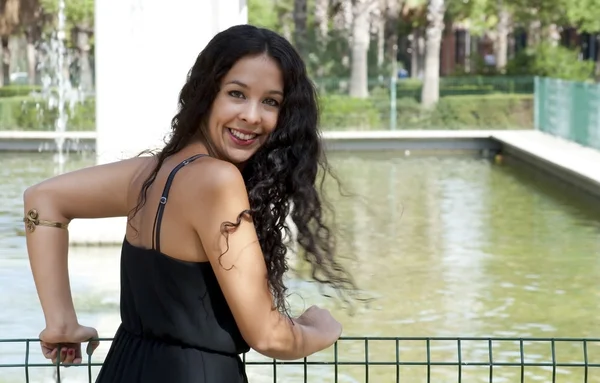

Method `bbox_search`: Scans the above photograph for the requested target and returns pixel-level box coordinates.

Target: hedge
[0,96,95,131]
[0,93,532,132]
[319,93,533,130]
[313,76,534,100]
[0,85,41,98]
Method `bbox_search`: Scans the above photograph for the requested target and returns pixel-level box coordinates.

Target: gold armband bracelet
[23,209,69,233]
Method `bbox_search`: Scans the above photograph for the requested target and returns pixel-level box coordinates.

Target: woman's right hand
[39,324,100,365]
[295,305,342,350]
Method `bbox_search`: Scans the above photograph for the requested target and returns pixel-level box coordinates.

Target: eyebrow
[226,80,284,96]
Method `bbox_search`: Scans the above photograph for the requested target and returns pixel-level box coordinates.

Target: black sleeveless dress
[95,154,250,382]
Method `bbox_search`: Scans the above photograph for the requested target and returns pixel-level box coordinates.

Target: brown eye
[263,98,280,107]
[229,91,244,98]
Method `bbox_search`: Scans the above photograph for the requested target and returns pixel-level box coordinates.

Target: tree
[40,0,94,90]
[420,0,445,108]
[349,0,377,98]
[293,0,307,59]
[0,0,21,85]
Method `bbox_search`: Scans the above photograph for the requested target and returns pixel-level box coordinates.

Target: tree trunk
[275,0,293,42]
[528,20,541,46]
[410,28,425,79]
[384,0,399,78]
[314,0,329,77]
[293,0,307,59]
[25,28,38,85]
[315,0,329,41]
[1,36,10,86]
[421,0,445,109]
[377,15,385,71]
[76,26,94,92]
[494,8,510,71]
[349,0,372,98]
[546,24,560,46]
[333,0,353,33]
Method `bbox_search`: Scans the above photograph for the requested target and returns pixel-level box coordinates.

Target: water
[1,151,599,382]
[35,0,85,173]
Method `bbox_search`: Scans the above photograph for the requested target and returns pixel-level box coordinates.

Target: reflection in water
[0,151,599,382]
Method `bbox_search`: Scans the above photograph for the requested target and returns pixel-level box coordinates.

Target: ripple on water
[2,151,600,383]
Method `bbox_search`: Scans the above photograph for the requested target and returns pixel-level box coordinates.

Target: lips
[226,127,258,146]
[227,128,257,140]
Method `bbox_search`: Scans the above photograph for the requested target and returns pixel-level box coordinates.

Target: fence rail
[1,336,600,383]
[535,76,600,150]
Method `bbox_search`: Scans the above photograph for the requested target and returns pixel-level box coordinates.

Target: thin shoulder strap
[151,153,208,252]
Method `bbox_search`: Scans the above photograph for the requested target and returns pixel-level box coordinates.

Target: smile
[227,128,258,146]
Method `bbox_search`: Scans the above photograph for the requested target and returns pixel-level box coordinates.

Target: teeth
[229,128,257,141]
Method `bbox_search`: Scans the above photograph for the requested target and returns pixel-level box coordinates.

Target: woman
[23,24,356,382]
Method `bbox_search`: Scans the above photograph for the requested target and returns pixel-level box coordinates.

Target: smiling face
[207,53,284,166]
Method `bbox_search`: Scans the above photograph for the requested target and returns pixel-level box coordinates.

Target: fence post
[390,75,397,130]
[533,76,540,131]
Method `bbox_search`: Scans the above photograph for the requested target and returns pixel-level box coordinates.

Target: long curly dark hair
[130,24,357,315]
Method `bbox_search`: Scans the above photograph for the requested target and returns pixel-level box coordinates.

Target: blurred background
[1,0,600,382]
[1,0,600,132]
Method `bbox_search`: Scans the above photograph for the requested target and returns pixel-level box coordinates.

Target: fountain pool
[0,150,599,382]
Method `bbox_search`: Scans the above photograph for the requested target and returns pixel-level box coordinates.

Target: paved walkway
[490,130,600,195]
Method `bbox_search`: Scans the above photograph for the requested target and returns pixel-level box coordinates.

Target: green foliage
[38,0,95,50]
[0,85,41,98]
[507,0,570,26]
[448,0,497,36]
[0,96,95,131]
[0,92,531,132]
[565,0,600,32]
[395,76,534,100]
[505,43,595,82]
[430,94,533,129]
[40,0,94,26]
[248,0,280,32]
[317,93,533,131]
[319,94,382,130]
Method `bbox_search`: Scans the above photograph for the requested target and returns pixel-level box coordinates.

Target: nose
[239,103,261,125]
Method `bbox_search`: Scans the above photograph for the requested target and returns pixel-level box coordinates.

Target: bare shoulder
[182,157,252,237]
[185,157,248,200]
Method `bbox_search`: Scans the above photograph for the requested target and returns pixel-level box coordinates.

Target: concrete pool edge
[0,131,96,152]
[491,130,600,200]
[2,129,599,245]
[0,129,504,152]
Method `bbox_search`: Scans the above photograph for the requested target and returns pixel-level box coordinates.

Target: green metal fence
[1,336,600,382]
[313,76,534,99]
[535,76,600,150]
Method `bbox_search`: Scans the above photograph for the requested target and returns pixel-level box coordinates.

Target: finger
[71,345,83,365]
[86,339,100,356]
[50,348,63,365]
[41,345,57,360]
[57,347,68,364]
[63,349,73,366]
[40,343,51,358]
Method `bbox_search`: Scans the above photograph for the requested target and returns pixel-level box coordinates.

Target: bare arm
[23,157,148,331]
[191,160,330,360]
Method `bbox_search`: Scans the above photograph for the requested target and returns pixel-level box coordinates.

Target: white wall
[69,0,247,245]
[95,0,247,164]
